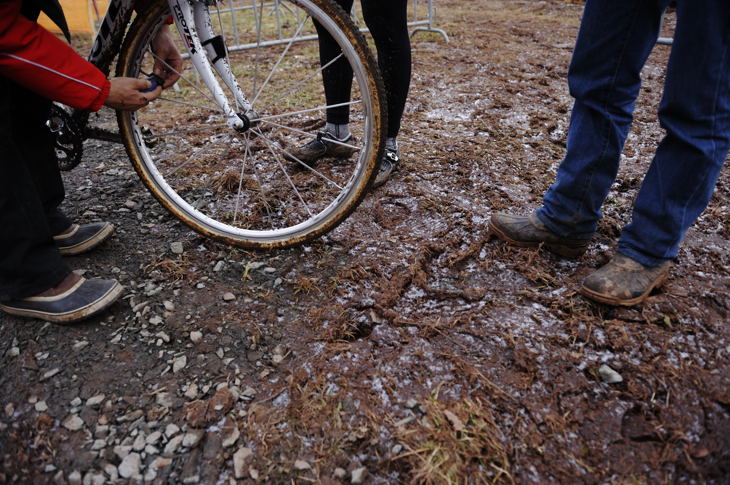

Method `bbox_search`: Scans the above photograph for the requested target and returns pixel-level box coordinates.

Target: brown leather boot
[580,253,671,306]
[489,212,590,258]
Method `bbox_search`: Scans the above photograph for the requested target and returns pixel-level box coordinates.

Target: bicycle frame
[87,0,255,132]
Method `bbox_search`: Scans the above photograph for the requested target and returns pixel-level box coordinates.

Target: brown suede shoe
[489,212,590,258]
[580,254,671,306]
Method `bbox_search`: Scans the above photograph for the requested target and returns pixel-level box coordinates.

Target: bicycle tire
[116,0,385,249]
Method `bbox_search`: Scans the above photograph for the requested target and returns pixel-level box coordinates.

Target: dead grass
[389,393,513,485]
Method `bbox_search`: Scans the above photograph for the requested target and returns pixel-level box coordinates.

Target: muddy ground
[1,1,729,483]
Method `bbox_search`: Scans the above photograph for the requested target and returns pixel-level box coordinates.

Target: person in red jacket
[0,0,182,323]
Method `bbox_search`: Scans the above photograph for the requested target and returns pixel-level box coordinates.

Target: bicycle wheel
[117,0,385,249]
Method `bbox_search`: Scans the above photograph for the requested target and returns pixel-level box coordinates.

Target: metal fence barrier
[213,0,448,54]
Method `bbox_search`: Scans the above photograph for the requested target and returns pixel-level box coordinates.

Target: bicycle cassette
[48,104,84,171]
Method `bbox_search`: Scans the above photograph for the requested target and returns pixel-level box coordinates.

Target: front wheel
[116,0,385,249]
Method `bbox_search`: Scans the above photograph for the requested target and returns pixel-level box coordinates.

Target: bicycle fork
[169,0,258,131]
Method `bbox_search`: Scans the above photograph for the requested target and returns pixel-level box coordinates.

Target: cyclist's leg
[361,0,411,141]
[314,0,355,127]
[361,0,411,186]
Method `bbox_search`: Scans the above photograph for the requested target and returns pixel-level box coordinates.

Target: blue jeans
[536,0,730,267]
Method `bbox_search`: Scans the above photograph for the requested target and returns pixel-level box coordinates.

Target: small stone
[163,300,175,311]
[86,394,105,408]
[598,364,624,384]
[149,316,164,325]
[4,403,14,417]
[233,447,253,478]
[94,425,109,439]
[392,444,403,454]
[405,398,418,409]
[133,434,146,451]
[182,475,199,484]
[117,409,144,422]
[241,387,256,400]
[70,397,82,407]
[68,470,82,485]
[173,356,187,373]
[351,467,368,484]
[184,383,199,400]
[72,340,89,351]
[156,392,174,408]
[165,423,180,437]
[42,368,61,380]
[182,430,204,448]
[170,242,184,254]
[190,331,203,344]
[114,445,132,460]
[221,419,240,448]
[62,414,85,431]
[334,468,347,479]
[222,292,236,301]
[118,452,141,479]
[7,347,19,357]
[294,459,311,471]
[90,439,106,451]
[163,434,184,456]
[249,468,259,480]
[213,261,225,272]
[151,457,172,469]
[146,431,162,445]
[34,401,48,412]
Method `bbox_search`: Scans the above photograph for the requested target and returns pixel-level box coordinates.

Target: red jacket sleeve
[0,0,111,111]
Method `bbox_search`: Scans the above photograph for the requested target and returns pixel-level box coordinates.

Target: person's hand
[104,77,161,111]
[151,24,183,88]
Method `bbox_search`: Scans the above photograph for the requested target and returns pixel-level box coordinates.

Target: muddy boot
[580,253,671,306]
[488,212,590,258]
[284,131,356,165]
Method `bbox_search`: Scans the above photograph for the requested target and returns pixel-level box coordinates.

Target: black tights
[314,0,411,139]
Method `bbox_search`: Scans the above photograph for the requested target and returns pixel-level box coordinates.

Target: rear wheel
[116,0,385,249]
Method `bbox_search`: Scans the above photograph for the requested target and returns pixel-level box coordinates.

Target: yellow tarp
[38,0,109,34]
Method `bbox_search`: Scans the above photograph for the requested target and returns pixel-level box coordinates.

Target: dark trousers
[537,0,730,267]
[0,77,71,301]
[315,0,412,139]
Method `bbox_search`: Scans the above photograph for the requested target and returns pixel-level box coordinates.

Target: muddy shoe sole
[488,214,588,259]
[0,278,124,323]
